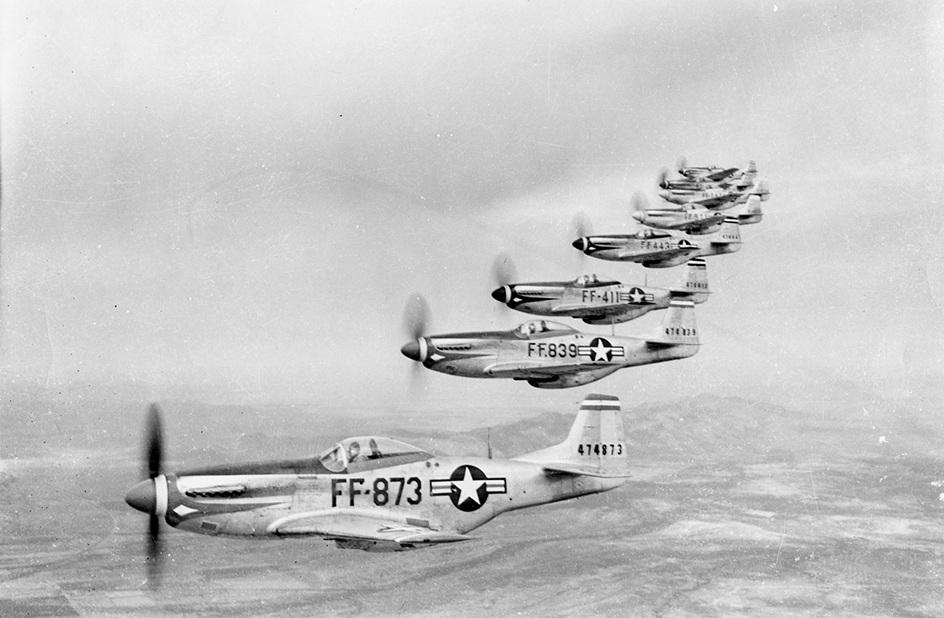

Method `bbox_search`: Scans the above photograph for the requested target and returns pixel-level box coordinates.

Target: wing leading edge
[267,509,472,551]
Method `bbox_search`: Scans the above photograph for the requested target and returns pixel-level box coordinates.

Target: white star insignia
[590,341,611,362]
[452,467,485,506]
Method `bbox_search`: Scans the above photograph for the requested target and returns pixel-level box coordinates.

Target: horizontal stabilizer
[542,462,631,478]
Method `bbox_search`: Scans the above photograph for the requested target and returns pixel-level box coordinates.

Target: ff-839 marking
[401,300,699,389]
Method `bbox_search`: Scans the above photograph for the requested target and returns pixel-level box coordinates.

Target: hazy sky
[2,1,942,413]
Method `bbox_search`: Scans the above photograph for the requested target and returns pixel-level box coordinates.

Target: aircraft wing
[690,192,741,210]
[680,216,724,234]
[551,302,625,316]
[705,167,738,182]
[267,509,472,548]
[615,244,698,262]
[541,462,631,478]
[485,360,603,378]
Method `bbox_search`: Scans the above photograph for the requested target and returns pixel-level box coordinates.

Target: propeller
[145,404,164,588]
[401,293,431,390]
[676,155,688,173]
[402,293,430,341]
[490,253,517,288]
[125,403,166,589]
[630,191,651,226]
[571,211,593,238]
[658,167,670,189]
[570,212,593,256]
[490,253,518,306]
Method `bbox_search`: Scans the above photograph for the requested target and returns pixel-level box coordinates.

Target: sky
[1,0,942,414]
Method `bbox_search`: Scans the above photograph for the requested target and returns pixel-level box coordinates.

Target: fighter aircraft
[125,394,629,579]
[572,216,741,268]
[658,178,770,210]
[400,299,699,388]
[490,258,709,325]
[661,160,757,190]
[632,194,764,233]
[629,192,725,234]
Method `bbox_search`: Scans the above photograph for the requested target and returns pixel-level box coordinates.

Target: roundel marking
[579,337,625,363]
[430,465,507,512]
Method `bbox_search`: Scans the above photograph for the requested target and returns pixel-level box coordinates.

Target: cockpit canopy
[572,273,599,287]
[634,228,672,239]
[318,436,432,473]
[571,274,617,288]
[514,319,576,339]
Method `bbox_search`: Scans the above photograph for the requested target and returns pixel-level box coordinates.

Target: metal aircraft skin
[125,395,628,553]
[572,216,741,269]
[490,258,709,325]
[677,164,738,182]
[658,178,770,210]
[662,160,757,191]
[400,300,699,388]
[633,195,764,234]
[631,203,727,234]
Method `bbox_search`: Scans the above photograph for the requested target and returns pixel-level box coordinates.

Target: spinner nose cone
[572,238,588,251]
[125,479,156,514]
[400,339,423,362]
[631,211,645,223]
[658,190,672,201]
[491,285,511,304]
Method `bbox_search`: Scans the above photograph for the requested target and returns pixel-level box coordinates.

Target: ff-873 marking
[331,477,422,507]
[125,395,630,561]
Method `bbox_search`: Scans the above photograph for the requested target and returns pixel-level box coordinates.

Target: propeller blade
[491,253,517,288]
[145,404,163,479]
[630,191,649,213]
[140,404,165,589]
[571,211,593,239]
[676,155,687,173]
[146,513,163,589]
[402,293,430,340]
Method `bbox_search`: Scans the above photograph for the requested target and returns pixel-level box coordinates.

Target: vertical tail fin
[646,299,698,346]
[668,258,710,302]
[749,178,770,201]
[738,195,763,225]
[513,394,627,476]
[711,217,741,245]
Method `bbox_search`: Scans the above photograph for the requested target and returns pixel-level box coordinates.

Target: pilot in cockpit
[367,438,382,460]
[347,441,361,464]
